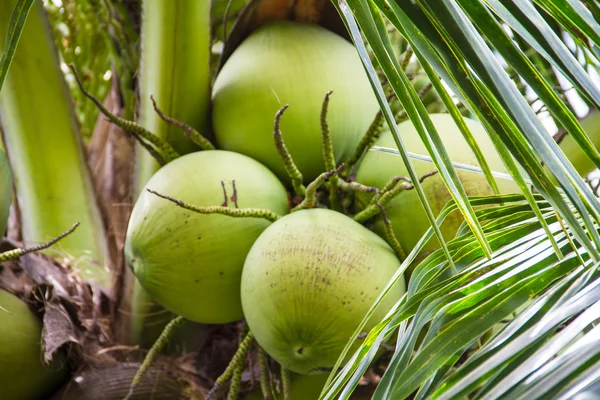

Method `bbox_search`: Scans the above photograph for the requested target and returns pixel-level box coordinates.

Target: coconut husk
[0,237,219,398]
[50,361,203,400]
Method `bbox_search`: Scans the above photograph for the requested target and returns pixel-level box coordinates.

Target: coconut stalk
[0,0,110,288]
[127,0,212,346]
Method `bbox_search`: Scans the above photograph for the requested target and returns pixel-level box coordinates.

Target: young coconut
[125,150,289,323]
[0,289,67,399]
[355,113,521,262]
[241,208,406,375]
[212,21,379,182]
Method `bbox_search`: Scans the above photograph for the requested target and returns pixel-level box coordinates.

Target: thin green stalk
[354,171,438,223]
[281,366,291,400]
[0,0,109,287]
[207,331,254,400]
[338,180,380,195]
[150,96,215,151]
[68,64,179,164]
[374,201,406,260]
[400,46,414,72]
[321,90,337,174]
[320,90,341,208]
[125,316,187,400]
[226,361,244,400]
[274,105,306,196]
[0,222,79,262]
[292,167,343,212]
[259,347,273,400]
[148,189,281,222]
[343,109,385,177]
[354,181,412,223]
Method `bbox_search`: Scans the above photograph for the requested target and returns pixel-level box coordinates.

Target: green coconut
[0,289,67,399]
[0,148,12,236]
[125,150,289,323]
[356,113,521,261]
[241,208,405,375]
[212,21,379,182]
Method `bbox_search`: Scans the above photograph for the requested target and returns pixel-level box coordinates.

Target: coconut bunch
[0,13,520,400]
[4,1,520,398]
[82,12,523,399]
[2,0,599,398]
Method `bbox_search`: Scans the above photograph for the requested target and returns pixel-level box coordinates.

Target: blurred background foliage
[41,0,250,141]
[42,0,139,138]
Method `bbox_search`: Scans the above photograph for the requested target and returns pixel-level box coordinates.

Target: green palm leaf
[0,0,34,92]
[323,0,600,398]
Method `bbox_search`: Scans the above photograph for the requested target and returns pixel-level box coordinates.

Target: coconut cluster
[124,20,518,384]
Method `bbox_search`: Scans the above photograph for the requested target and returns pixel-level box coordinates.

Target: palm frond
[322,0,600,398]
[322,192,600,399]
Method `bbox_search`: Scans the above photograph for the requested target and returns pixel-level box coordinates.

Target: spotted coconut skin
[212,20,379,182]
[125,150,289,323]
[356,114,521,261]
[241,208,406,374]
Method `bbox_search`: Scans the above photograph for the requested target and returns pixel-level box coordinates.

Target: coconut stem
[400,46,414,72]
[354,171,438,223]
[292,166,343,212]
[338,180,380,195]
[342,109,385,177]
[0,222,79,262]
[375,201,406,260]
[395,109,408,124]
[320,90,341,208]
[320,91,335,172]
[150,95,215,151]
[207,331,254,400]
[273,105,306,196]
[354,182,411,223]
[281,366,291,400]
[124,316,187,400]
[68,64,179,163]
[136,139,167,166]
[259,346,272,400]
[375,171,439,202]
[148,189,281,222]
[377,176,413,198]
[226,359,244,400]
[418,82,434,101]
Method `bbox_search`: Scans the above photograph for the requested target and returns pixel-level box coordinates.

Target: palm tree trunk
[126,0,212,345]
